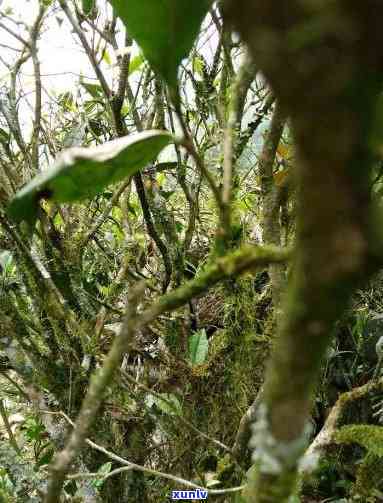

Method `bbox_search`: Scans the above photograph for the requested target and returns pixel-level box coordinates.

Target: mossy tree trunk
[259,100,286,311]
[223,1,383,501]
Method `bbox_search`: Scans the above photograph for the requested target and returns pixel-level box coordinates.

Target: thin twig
[171,88,222,210]
[0,21,30,48]
[43,282,145,503]
[81,180,130,249]
[43,409,245,495]
[29,4,46,171]
[120,369,234,456]
[0,399,21,455]
[57,0,110,98]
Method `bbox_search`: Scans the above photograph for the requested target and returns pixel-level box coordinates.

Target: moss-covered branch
[300,377,383,476]
[223,1,383,501]
[259,100,286,309]
[43,243,288,502]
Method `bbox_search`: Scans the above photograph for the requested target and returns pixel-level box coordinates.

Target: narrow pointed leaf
[7,130,173,224]
[109,0,211,87]
[188,329,209,366]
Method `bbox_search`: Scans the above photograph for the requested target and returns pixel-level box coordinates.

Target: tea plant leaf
[7,130,173,225]
[109,0,211,87]
[188,329,209,366]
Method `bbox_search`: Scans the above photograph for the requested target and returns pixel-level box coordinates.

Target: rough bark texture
[258,101,286,309]
[223,1,383,501]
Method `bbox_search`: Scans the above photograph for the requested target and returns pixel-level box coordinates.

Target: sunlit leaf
[129,53,145,75]
[156,172,166,186]
[58,91,75,112]
[103,49,112,66]
[192,55,205,78]
[109,0,211,87]
[7,130,173,225]
[0,250,13,273]
[91,461,112,488]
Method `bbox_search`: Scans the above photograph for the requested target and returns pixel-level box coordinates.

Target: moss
[216,453,238,482]
[335,425,383,457]
[208,328,230,360]
[352,452,383,501]
[333,425,383,500]
[243,463,298,503]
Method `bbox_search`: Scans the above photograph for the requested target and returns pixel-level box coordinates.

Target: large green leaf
[7,130,172,224]
[109,0,211,87]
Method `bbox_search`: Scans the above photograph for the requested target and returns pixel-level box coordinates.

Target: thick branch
[223,1,383,501]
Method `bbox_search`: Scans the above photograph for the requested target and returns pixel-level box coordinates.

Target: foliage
[1,0,383,502]
[109,0,212,87]
[8,131,172,225]
[187,328,209,366]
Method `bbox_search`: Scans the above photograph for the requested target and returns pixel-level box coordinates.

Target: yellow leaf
[274,168,289,187]
[277,142,291,160]
[103,50,112,66]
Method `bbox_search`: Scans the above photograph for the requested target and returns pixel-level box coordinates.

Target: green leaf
[80,81,103,99]
[103,49,112,66]
[160,190,175,201]
[109,0,211,87]
[36,448,54,468]
[192,55,205,78]
[82,0,94,15]
[91,462,112,488]
[7,130,173,225]
[188,329,209,366]
[129,53,145,75]
[0,128,10,144]
[24,418,45,442]
[58,91,76,112]
[152,393,182,416]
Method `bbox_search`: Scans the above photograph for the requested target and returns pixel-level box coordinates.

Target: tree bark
[223,1,383,501]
